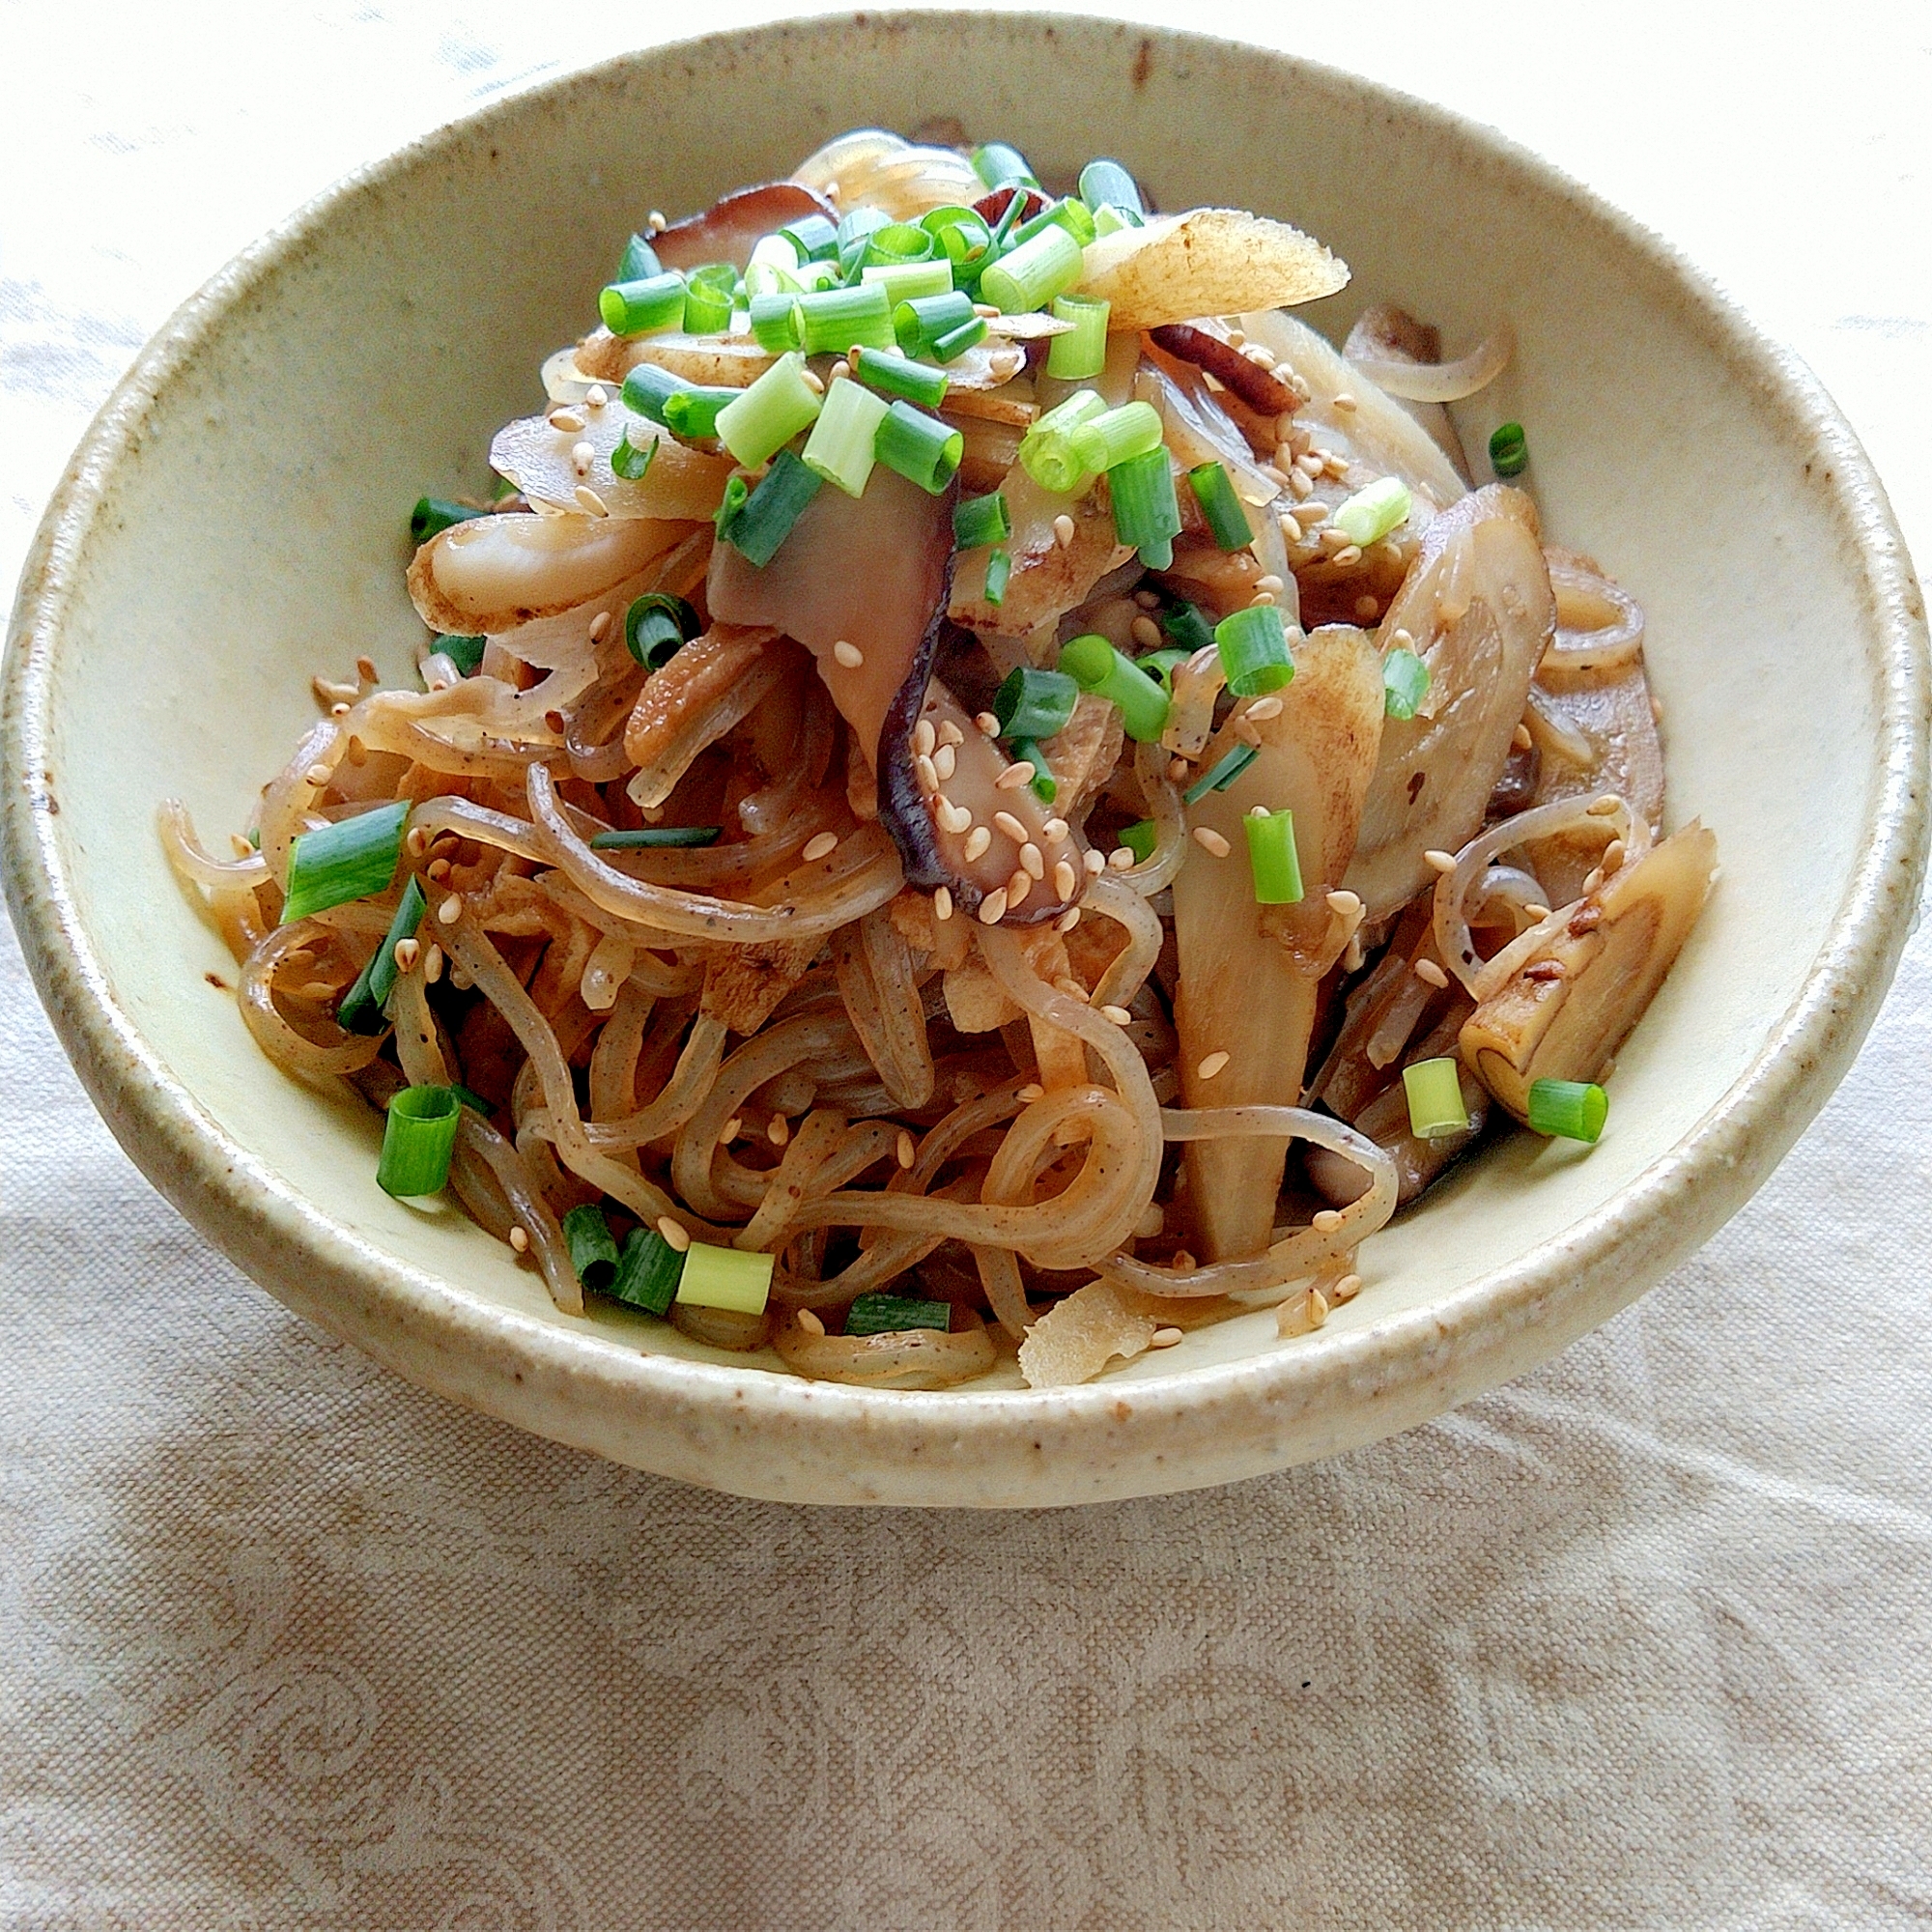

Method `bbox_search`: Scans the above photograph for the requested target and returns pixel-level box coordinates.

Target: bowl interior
[10,15,1921,1492]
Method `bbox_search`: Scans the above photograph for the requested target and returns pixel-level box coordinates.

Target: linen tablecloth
[5,3,1929,1924]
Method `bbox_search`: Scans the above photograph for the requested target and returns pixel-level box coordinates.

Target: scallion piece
[410,497,483,545]
[714,352,822,468]
[844,1293,951,1336]
[985,184,1030,255]
[1490,421,1529,478]
[794,259,845,295]
[873,400,964,495]
[1011,738,1058,804]
[781,213,840,262]
[674,1241,775,1316]
[1018,388,1106,495]
[1120,819,1158,865]
[620,363,686,425]
[1136,646,1189,690]
[1403,1058,1470,1142]
[861,258,953,305]
[681,263,739,335]
[930,315,989,363]
[1058,634,1170,742]
[434,634,486,677]
[335,875,426,1036]
[894,290,977,358]
[718,448,823,566]
[1013,197,1098,250]
[802,376,891,497]
[836,206,893,278]
[1159,602,1217,654]
[1331,475,1413,549]
[449,1084,493,1117]
[1214,605,1295,697]
[1068,400,1165,476]
[598,271,687,339]
[1526,1077,1608,1143]
[984,548,1011,608]
[1092,203,1143,237]
[610,433,656,481]
[1044,294,1110,381]
[617,233,663,282]
[743,259,802,302]
[1106,446,1183,568]
[1382,648,1430,721]
[849,346,950,409]
[1183,741,1260,804]
[994,665,1080,740]
[377,1084,462,1198]
[1188,461,1254,551]
[749,291,806,354]
[561,1203,622,1294]
[624,591,700,669]
[862,221,937,267]
[587,825,722,850]
[750,231,804,274]
[1242,807,1304,906]
[979,222,1083,315]
[972,142,1039,191]
[922,205,995,277]
[281,800,409,925]
[662,385,739,441]
[608,1226,684,1315]
[712,474,749,540]
[952,490,1012,550]
[1077,158,1145,217]
[797,282,895,355]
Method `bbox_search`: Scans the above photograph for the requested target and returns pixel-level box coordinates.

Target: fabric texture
[4,3,1930,1925]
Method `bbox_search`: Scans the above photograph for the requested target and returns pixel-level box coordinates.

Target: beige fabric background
[5,2,1931,1924]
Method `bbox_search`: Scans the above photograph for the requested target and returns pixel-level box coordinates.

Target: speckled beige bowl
[5,15,1926,1505]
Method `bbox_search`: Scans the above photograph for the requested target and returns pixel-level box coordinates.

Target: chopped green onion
[802,377,891,497]
[984,549,1011,608]
[608,1226,684,1315]
[930,316,988,363]
[862,221,937,266]
[1214,605,1295,697]
[894,290,977,358]
[1058,634,1170,742]
[873,401,963,495]
[1242,807,1305,906]
[434,634,486,677]
[1092,203,1143,237]
[1159,602,1217,654]
[712,473,748,540]
[748,291,806,354]
[922,205,995,276]
[610,432,656,481]
[749,231,804,274]
[1382,648,1431,721]
[281,800,409,924]
[1526,1077,1608,1143]
[1403,1057,1470,1142]
[598,271,687,338]
[972,142,1039,191]
[624,591,700,669]
[985,184,1031,254]
[410,497,483,545]
[838,206,894,249]
[1045,295,1110,381]
[449,1084,493,1117]
[681,263,738,335]
[714,352,822,468]
[796,283,895,355]
[1013,197,1098,250]
[849,346,950,409]
[980,223,1084,315]
[1331,476,1412,549]
[1136,646,1189,690]
[781,213,840,262]
[675,1241,775,1315]
[616,233,663,282]
[718,448,823,566]
[952,491,1011,551]
[619,363,685,424]
[844,1293,951,1336]
[1011,738,1058,804]
[377,1085,462,1198]
[743,258,802,302]
[588,825,722,850]
[795,259,845,295]
[994,665,1080,739]
[660,386,737,440]
[1077,158,1145,217]
[860,259,953,305]
[1119,819,1158,864]
[336,875,427,1035]
[1107,446,1183,568]
[1189,461,1255,551]
[562,1203,622,1293]
[1183,741,1259,804]
[1019,388,1106,494]
[1069,400,1165,476]
[1490,421,1529,478]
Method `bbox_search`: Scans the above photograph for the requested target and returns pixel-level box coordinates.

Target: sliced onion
[1347,323,1515,404]
[1546,555,1646,676]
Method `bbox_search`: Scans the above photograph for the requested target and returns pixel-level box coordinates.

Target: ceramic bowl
[5,14,1926,1506]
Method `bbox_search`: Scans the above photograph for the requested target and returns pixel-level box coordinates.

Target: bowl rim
[6,11,1928,1506]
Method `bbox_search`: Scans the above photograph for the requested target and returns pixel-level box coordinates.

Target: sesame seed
[1052,514,1076,549]
[1043,817,1069,843]
[1168,757,1191,781]
[230,833,255,859]
[588,610,611,642]
[993,810,1030,843]
[571,440,595,475]
[1017,1083,1045,1103]
[802,831,839,863]
[975,712,1001,736]
[1586,796,1622,816]
[1260,466,1290,488]
[549,407,585,433]
[426,858,451,883]
[1250,804,1271,817]
[940,800,974,836]
[768,1115,790,1147]
[1525,903,1551,921]
[1296,502,1329,528]
[584,384,608,410]
[1354,596,1380,622]
[1254,574,1286,595]
[896,1128,917,1169]
[1413,957,1450,988]
[355,655,380,684]
[1308,1289,1330,1327]
[1020,842,1045,879]
[1250,590,1276,608]
[1332,391,1358,412]
[798,1308,826,1336]
[1130,615,1163,650]
[979,889,1009,924]
[1006,867,1034,906]
[1198,1050,1230,1080]
[1424,849,1458,874]
[1108,846,1135,870]
[304,762,332,786]
[938,720,965,747]
[1084,848,1106,875]
[1100,1005,1133,1025]
[964,826,993,862]
[575,485,610,517]
[912,719,936,757]
[934,885,953,921]
[657,1216,692,1253]
[721,1117,742,1143]
[833,639,864,668]
[831,359,851,383]
[1603,838,1626,871]
[314,675,359,705]
[996,761,1035,791]
[915,753,939,790]
[1054,859,1077,898]
[1582,868,1605,894]
[647,209,668,232]
[1226,329,1246,348]
[1172,1250,1197,1272]
[933,744,957,781]
[423,944,443,984]
[329,701,352,717]
[393,938,421,973]
[1056,906,1081,931]
[1514,724,1534,750]
[801,368,826,396]
[1192,826,1232,858]
[1332,544,1363,567]
[1247,695,1284,722]
[1276,443,1298,470]
[973,301,1000,318]
[1326,889,1362,918]
[509,1226,529,1253]
[1242,343,1278,369]
[1151,1326,1184,1350]
[1055,975,1090,1002]
[1332,1273,1362,1302]
[438,893,462,924]
[1298,453,1326,479]
[1289,469,1314,500]
[1134,588,1163,610]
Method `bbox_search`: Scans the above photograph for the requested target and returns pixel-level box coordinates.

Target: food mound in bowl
[159,128,1715,1391]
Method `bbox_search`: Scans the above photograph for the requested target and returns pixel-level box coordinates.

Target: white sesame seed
[1168,756,1191,781]
[1524,903,1551,921]
[1514,723,1534,750]
[1099,1004,1133,1025]
[896,1128,917,1169]
[1254,574,1286,595]
[995,761,1035,791]
[1332,544,1363,567]
[802,831,839,863]
[1325,889,1361,917]
[1413,957,1450,989]
[1298,453,1326,479]
[1052,514,1076,549]
[801,368,826,395]
[1020,842,1045,879]
[1250,590,1276,607]
[1192,826,1232,858]
[976,712,1001,736]
[1247,695,1284,722]
[1084,848,1106,875]
[1134,588,1163,611]
[798,1308,826,1336]
[964,826,993,863]
[721,1116,742,1143]
[933,743,957,781]
[973,301,1000,318]
[393,938,421,973]
[647,209,668,233]
[1226,329,1246,349]
[508,1226,528,1253]
[979,889,1009,924]
[1423,849,1458,874]
[423,944,443,984]
[1017,1083,1045,1103]
[1276,442,1298,470]
[1108,847,1134,870]
[1006,868,1033,906]
[657,1216,692,1253]
[1308,1289,1329,1327]
[355,656,379,684]
[1198,1050,1230,1080]
[230,833,255,859]
[992,810,1030,843]
[1604,838,1627,871]
[575,484,610,517]
[329,701,352,717]
[1332,1272,1362,1302]
[833,639,864,668]
[915,753,939,790]
[1054,859,1077,898]
[939,800,973,836]
[1332,391,1358,412]
[571,440,596,474]
[768,1115,790,1147]
[549,407,585,432]
[1296,502,1329,528]
[933,885,953,921]
[912,719,936,757]
[1242,343,1278,369]
[1056,905,1081,931]
[438,893,462,924]
[588,610,611,642]
[1354,596,1379,621]
[1582,869,1605,894]
[831,359,851,383]
[1289,469,1314,500]
[304,762,332,786]
[1151,1326,1184,1349]
[1586,796,1622,816]
[1130,615,1163,650]
[938,719,965,747]
[1043,817,1068,843]
[584,384,609,410]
